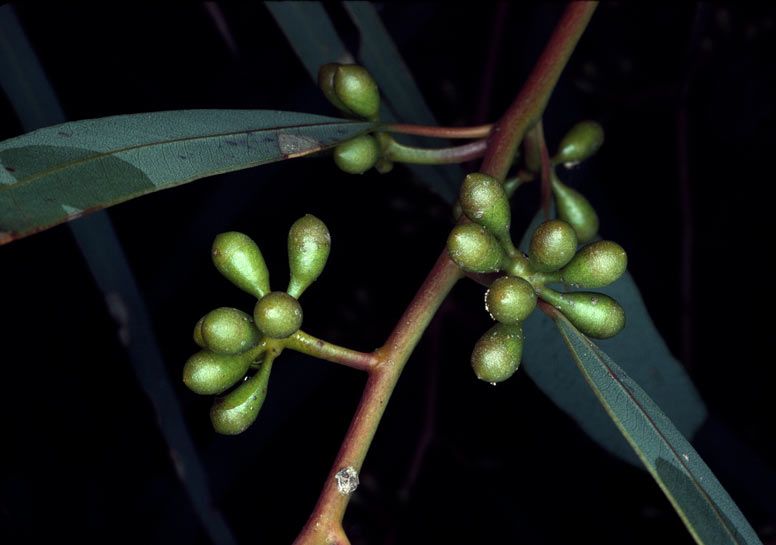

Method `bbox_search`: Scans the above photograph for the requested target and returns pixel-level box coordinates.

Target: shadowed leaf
[519,211,707,466]
[0,110,373,243]
[555,312,761,545]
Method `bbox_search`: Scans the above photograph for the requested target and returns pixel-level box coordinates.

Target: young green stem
[285,330,378,372]
[293,4,596,544]
[382,122,493,139]
[383,138,487,165]
[293,254,463,545]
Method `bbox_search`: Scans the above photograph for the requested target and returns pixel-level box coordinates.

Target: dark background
[1,3,775,544]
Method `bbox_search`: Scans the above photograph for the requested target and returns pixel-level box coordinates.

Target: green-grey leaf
[268,1,460,204]
[265,2,353,76]
[519,211,707,466]
[554,313,761,545]
[344,1,438,129]
[0,110,373,243]
[344,1,462,200]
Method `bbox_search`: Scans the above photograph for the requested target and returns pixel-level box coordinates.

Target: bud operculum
[484,276,537,324]
[551,172,599,243]
[334,134,380,174]
[333,64,380,121]
[471,323,524,383]
[210,358,273,435]
[212,232,271,299]
[200,307,261,355]
[447,223,506,273]
[459,172,516,255]
[528,219,578,272]
[561,240,627,288]
[538,288,625,339]
[556,120,604,166]
[253,291,303,339]
[287,214,331,298]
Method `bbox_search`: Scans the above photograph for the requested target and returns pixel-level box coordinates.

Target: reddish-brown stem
[481,2,597,180]
[293,4,596,544]
[382,122,493,139]
[293,254,462,545]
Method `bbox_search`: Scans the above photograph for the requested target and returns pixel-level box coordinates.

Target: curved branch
[293,4,597,544]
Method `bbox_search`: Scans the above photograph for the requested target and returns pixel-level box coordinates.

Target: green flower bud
[561,240,627,288]
[334,64,380,120]
[210,360,272,435]
[183,349,255,395]
[334,134,379,174]
[471,323,523,383]
[193,316,206,348]
[200,307,261,355]
[318,63,352,114]
[447,223,506,273]
[253,291,303,339]
[287,214,331,299]
[556,120,604,166]
[212,232,270,299]
[552,174,599,243]
[485,276,537,324]
[539,288,625,339]
[459,173,513,248]
[528,219,577,272]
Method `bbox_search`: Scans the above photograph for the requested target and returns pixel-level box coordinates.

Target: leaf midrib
[0,118,365,194]
[557,318,743,545]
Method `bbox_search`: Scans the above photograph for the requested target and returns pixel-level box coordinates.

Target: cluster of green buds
[447,169,627,384]
[183,215,331,434]
[318,63,394,174]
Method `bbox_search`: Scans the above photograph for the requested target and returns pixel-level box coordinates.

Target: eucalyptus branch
[481,2,597,180]
[293,4,597,544]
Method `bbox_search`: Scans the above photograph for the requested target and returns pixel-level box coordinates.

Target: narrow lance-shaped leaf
[554,312,762,545]
[0,110,374,244]
[518,211,707,467]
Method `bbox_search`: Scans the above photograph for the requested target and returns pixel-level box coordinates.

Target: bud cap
[212,232,270,299]
[485,276,537,324]
[447,224,506,273]
[183,349,255,395]
[200,307,261,354]
[561,240,627,288]
[529,219,578,272]
[552,175,599,243]
[334,134,379,174]
[210,360,272,435]
[253,291,303,339]
[288,215,331,298]
[459,173,512,244]
[334,64,380,120]
[540,289,625,339]
[471,323,524,383]
[556,120,604,165]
